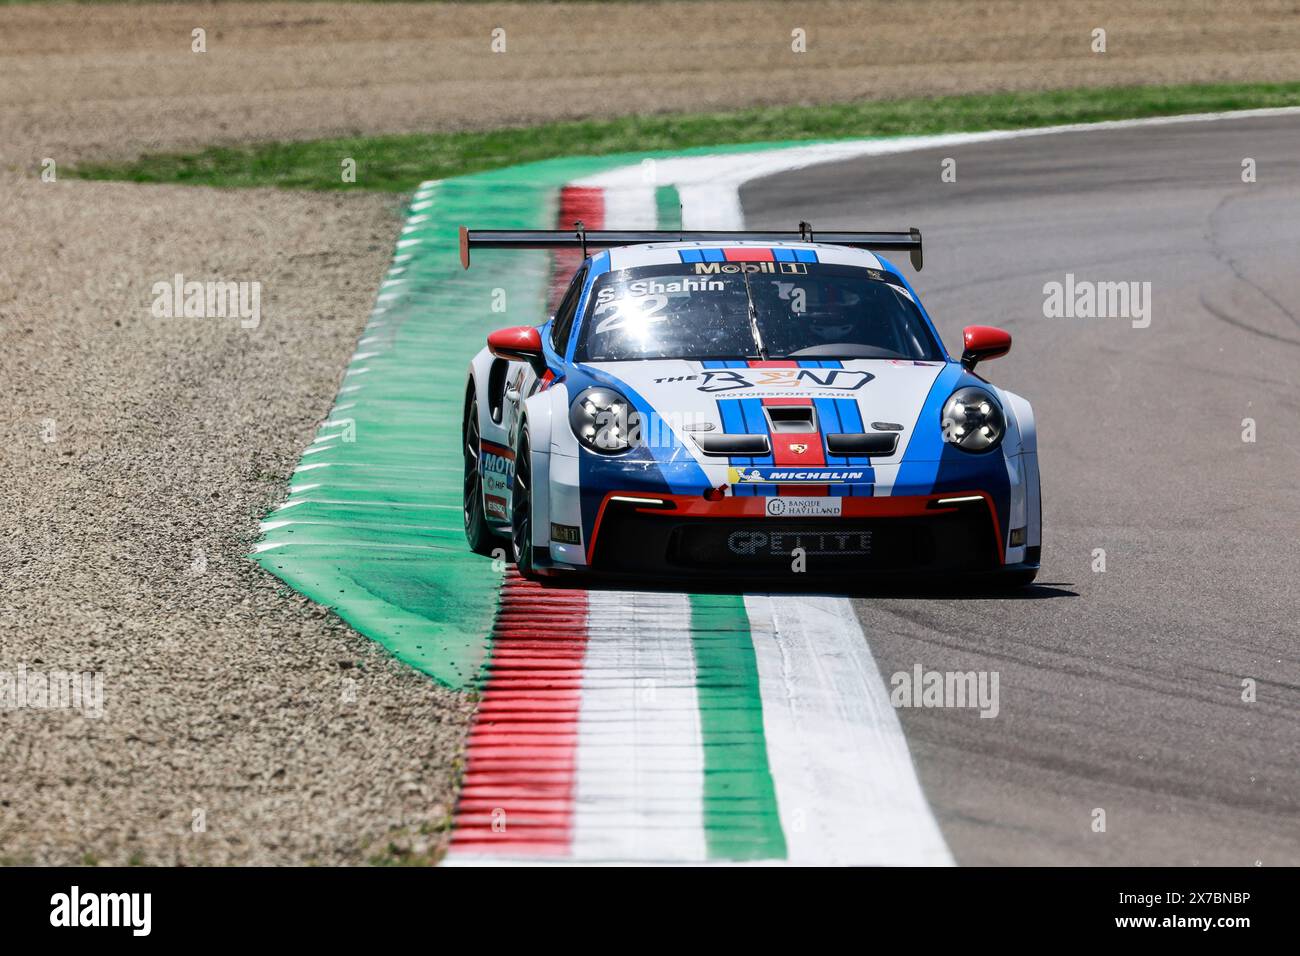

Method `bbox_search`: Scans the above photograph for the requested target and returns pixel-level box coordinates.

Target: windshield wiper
[740,269,769,361]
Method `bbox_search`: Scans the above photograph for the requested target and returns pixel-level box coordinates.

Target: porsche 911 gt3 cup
[461,225,1041,585]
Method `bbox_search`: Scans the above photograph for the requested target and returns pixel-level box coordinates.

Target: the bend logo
[50,886,151,936]
[698,368,872,393]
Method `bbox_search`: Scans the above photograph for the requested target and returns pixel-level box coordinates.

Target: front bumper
[542,443,1036,578]
[560,490,1010,580]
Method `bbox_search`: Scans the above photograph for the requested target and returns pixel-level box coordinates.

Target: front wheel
[511,428,539,579]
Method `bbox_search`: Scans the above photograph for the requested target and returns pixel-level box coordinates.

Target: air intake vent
[765,406,818,433]
[693,434,772,456]
[826,433,898,456]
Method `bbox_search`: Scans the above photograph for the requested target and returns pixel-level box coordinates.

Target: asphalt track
[744,113,1300,864]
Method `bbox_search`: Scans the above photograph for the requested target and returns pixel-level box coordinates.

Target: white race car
[462,225,1041,586]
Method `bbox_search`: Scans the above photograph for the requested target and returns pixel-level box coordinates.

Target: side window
[486,358,509,424]
[550,267,587,357]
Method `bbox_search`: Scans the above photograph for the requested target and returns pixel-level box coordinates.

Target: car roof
[597,239,893,275]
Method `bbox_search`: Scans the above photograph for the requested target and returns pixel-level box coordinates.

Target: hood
[579,358,956,471]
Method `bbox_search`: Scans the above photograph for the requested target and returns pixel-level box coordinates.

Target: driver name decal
[594,276,723,304]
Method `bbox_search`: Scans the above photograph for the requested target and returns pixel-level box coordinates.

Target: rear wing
[458,222,923,271]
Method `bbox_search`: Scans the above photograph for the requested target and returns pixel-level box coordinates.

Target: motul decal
[480,439,515,509]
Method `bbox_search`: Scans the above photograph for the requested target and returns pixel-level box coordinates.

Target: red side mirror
[487,326,546,371]
[961,325,1012,372]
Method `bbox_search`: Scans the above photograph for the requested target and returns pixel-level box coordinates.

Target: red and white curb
[449,574,589,855]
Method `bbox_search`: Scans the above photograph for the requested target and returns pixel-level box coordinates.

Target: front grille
[592,502,999,576]
[673,522,875,569]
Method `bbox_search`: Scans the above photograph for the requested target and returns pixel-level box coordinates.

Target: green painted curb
[250,150,797,687]
[689,593,788,860]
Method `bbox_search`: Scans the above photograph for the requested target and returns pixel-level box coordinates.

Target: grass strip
[69,82,1300,193]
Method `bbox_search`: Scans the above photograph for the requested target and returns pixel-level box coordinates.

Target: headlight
[941,386,1005,453]
[570,387,636,454]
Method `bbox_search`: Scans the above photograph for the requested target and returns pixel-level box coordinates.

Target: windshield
[573,262,944,362]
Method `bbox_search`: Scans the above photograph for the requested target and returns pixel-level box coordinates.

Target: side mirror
[960,325,1012,372]
[487,326,547,374]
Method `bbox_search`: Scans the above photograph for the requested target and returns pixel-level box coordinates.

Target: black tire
[462,395,495,556]
[511,428,539,579]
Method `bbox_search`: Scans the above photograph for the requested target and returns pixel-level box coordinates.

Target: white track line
[571,590,708,862]
[746,595,952,865]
